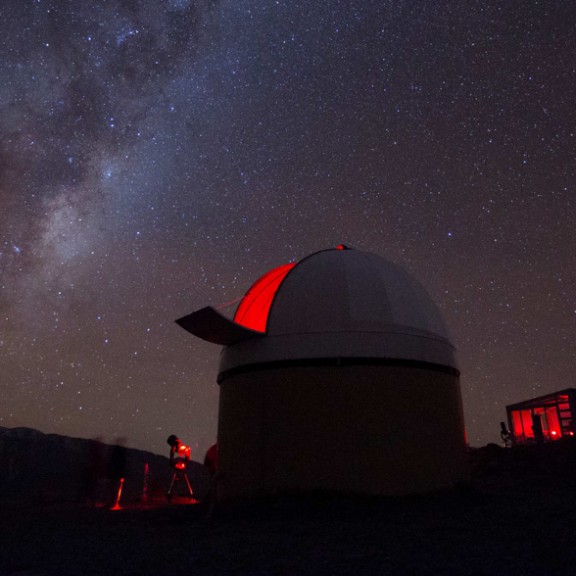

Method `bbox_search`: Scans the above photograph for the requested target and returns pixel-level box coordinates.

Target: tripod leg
[184,473,194,498]
[167,471,177,501]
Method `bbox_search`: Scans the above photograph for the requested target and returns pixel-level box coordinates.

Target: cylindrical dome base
[216,363,468,501]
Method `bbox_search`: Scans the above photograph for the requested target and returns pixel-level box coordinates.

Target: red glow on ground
[234,263,296,332]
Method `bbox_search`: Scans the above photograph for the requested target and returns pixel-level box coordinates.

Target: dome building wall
[218,365,467,499]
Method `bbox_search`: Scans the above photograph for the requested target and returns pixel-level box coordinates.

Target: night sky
[2,0,575,458]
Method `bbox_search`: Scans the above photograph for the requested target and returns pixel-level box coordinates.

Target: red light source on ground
[110,477,124,510]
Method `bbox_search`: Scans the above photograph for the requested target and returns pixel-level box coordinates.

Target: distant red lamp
[110,478,125,510]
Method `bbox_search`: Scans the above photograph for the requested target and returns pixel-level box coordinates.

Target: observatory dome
[176,245,467,499]
[219,246,457,379]
[239,247,448,338]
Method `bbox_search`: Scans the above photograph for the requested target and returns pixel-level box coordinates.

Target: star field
[1,0,575,456]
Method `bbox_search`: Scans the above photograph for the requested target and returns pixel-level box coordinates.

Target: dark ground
[2,442,576,575]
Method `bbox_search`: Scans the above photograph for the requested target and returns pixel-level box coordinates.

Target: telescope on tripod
[166,434,194,502]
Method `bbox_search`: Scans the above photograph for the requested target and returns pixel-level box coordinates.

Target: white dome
[267,248,449,339]
[218,247,458,377]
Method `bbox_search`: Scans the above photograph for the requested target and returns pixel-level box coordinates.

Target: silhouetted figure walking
[78,437,106,506]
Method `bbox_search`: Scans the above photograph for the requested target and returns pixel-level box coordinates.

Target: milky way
[1,0,575,456]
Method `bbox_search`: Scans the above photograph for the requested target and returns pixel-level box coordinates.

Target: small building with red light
[177,246,468,500]
[506,389,576,444]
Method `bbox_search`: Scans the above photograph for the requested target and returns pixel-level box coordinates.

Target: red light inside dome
[234,263,296,332]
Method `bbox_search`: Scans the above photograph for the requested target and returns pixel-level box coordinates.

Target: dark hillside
[0,427,209,506]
